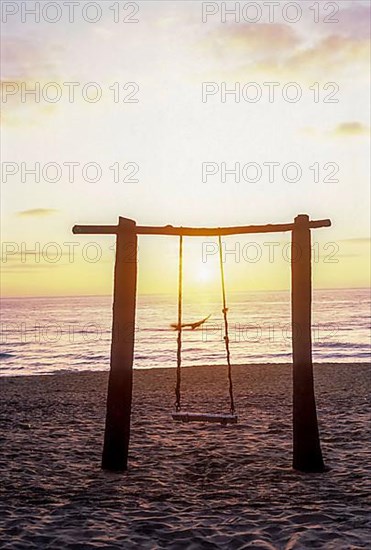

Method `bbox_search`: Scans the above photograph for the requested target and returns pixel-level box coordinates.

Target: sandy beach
[0,363,370,549]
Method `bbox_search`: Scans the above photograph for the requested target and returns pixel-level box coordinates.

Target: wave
[314,342,371,350]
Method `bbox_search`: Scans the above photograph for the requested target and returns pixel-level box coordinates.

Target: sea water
[0,288,369,376]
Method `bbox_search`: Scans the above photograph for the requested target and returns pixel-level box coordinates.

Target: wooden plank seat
[172,412,238,425]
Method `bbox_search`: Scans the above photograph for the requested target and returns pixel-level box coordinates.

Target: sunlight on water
[0,289,370,376]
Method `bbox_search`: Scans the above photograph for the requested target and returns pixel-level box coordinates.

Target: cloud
[0,263,58,273]
[332,122,369,137]
[1,35,58,81]
[200,23,300,67]
[284,35,370,78]
[337,3,371,40]
[216,23,299,54]
[301,123,369,139]
[0,33,62,126]
[16,209,59,217]
[199,22,370,80]
[341,238,371,244]
[317,253,360,260]
[1,250,73,263]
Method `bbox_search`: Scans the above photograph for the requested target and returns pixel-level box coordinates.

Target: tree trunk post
[102,217,137,471]
[291,214,325,472]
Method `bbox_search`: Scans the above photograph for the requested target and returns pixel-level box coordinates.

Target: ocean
[0,288,370,376]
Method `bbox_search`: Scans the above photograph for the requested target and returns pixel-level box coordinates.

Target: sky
[1,0,370,297]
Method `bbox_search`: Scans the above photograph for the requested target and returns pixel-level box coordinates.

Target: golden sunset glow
[1,1,370,296]
[196,266,214,283]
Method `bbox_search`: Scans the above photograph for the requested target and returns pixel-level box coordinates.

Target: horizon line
[1,286,370,300]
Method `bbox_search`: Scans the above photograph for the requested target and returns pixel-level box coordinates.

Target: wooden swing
[73,215,331,472]
[172,235,238,425]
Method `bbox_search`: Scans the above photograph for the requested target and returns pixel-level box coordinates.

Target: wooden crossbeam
[73,218,331,237]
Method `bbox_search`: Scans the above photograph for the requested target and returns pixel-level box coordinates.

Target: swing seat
[172,411,238,425]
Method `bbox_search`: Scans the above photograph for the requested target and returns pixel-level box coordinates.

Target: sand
[0,363,370,549]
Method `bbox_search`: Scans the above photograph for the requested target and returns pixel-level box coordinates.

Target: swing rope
[175,235,183,412]
[174,234,236,416]
[218,235,235,415]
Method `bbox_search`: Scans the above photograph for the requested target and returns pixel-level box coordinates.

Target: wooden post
[291,214,325,472]
[102,217,137,471]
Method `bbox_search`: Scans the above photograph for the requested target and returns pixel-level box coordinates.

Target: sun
[196,266,214,283]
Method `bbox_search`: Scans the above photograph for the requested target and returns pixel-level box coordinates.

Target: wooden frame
[72,214,330,473]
